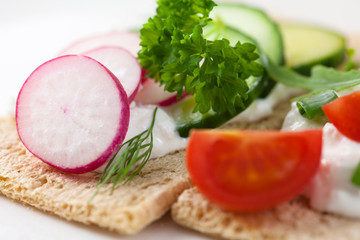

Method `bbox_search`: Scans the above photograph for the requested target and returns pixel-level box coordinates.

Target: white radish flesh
[16,55,130,174]
[134,78,189,106]
[84,46,141,102]
[59,31,141,57]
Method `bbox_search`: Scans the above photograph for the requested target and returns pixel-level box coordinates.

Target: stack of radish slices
[16,31,183,174]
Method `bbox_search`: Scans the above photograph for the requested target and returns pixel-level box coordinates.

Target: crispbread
[0,117,191,234]
[172,188,360,240]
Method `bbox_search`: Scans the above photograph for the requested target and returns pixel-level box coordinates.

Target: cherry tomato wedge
[186,129,322,212]
[322,90,360,142]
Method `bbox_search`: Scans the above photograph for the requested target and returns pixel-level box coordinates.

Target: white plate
[0,0,359,239]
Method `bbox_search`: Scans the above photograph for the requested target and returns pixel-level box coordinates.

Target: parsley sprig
[138,0,263,115]
[91,107,158,200]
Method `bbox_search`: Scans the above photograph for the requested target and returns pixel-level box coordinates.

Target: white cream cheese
[96,83,303,173]
[280,87,360,219]
[228,83,304,124]
[96,103,187,172]
[307,123,360,218]
[281,102,326,131]
[282,85,360,131]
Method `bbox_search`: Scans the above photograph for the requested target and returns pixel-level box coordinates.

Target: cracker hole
[0,176,9,181]
[39,177,48,185]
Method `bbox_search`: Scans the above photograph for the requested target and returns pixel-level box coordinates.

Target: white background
[0,0,359,239]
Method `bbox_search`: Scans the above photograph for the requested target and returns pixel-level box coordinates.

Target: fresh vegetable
[84,46,142,102]
[16,55,130,174]
[344,48,358,71]
[296,89,338,119]
[138,0,263,117]
[322,90,360,142]
[203,24,274,98]
[263,55,360,119]
[164,24,275,137]
[139,0,298,136]
[168,73,274,137]
[209,2,284,65]
[351,163,360,187]
[351,162,360,187]
[186,129,322,212]
[134,78,189,106]
[263,55,360,92]
[59,31,141,57]
[280,23,345,74]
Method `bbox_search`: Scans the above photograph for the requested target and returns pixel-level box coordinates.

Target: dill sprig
[90,107,158,200]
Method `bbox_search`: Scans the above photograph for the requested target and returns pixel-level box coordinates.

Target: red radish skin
[135,78,189,106]
[16,55,130,174]
[59,31,141,57]
[59,31,149,83]
[158,91,190,106]
[84,46,141,102]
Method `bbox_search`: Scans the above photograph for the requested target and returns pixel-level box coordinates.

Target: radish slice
[84,46,141,102]
[59,31,141,57]
[16,55,130,174]
[134,78,189,106]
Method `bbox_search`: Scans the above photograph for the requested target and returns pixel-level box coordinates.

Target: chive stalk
[351,162,360,187]
[296,89,338,119]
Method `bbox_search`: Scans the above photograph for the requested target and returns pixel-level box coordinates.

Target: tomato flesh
[322,90,360,142]
[186,129,322,212]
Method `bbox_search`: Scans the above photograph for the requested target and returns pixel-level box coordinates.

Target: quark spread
[97,83,303,173]
[281,102,326,131]
[307,123,360,218]
[228,83,304,124]
[96,103,187,173]
[281,96,360,219]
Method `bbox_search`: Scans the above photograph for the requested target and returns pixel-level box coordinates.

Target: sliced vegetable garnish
[84,46,142,102]
[134,78,189,106]
[296,89,338,119]
[345,48,357,71]
[322,90,360,142]
[16,55,130,174]
[186,129,322,212]
[210,2,284,65]
[280,23,345,75]
[59,31,141,57]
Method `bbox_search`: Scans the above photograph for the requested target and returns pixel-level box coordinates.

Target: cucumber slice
[210,3,284,65]
[204,23,256,47]
[168,25,275,137]
[167,73,274,137]
[281,24,346,75]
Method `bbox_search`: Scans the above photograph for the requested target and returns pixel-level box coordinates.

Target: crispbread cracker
[0,117,191,234]
[172,188,360,240]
